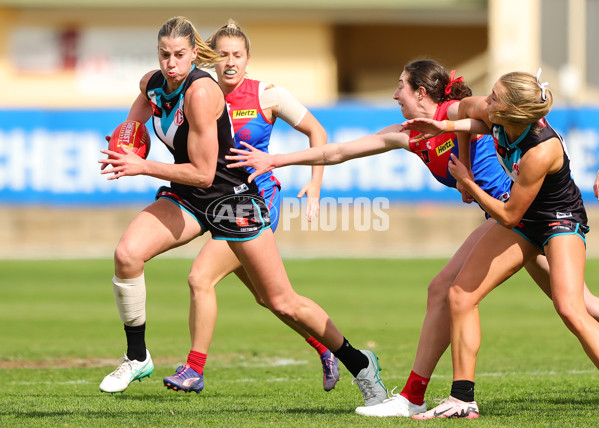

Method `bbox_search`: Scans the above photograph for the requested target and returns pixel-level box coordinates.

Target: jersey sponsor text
[435,139,454,157]
[232,109,258,119]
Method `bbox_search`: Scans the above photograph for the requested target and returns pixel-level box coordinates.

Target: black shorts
[156,186,271,241]
[512,218,589,252]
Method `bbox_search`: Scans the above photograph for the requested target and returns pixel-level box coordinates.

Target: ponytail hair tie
[444,70,464,95]
[536,68,549,101]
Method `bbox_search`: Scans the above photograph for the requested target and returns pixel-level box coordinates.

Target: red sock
[305,337,328,356]
[187,350,207,375]
[400,370,430,405]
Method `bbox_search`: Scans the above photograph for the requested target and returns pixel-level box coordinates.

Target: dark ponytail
[404,59,472,103]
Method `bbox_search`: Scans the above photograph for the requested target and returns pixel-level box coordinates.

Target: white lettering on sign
[0,129,167,195]
[1,125,598,202]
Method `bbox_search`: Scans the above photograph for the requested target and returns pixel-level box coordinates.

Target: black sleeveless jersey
[145,67,258,201]
[492,118,587,224]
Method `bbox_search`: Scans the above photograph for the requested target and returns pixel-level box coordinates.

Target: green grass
[1,258,599,427]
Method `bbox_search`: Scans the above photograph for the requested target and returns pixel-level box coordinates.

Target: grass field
[1,258,599,427]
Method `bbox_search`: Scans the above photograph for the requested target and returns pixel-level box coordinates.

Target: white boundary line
[9,368,596,387]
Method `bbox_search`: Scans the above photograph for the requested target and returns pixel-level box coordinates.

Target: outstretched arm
[226,129,410,183]
[264,85,327,220]
[400,117,491,141]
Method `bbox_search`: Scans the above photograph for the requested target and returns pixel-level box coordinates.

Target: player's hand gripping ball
[108,120,151,159]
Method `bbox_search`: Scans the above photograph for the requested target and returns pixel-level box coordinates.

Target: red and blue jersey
[409,100,511,202]
[225,78,282,230]
[225,78,280,193]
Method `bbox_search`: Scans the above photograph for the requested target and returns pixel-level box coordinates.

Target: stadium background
[1,0,598,259]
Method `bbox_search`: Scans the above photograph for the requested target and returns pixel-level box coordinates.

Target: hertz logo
[435,139,455,156]
[232,109,258,119]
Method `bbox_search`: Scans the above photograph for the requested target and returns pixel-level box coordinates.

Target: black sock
[332,337,368,377]
[124,324,146,361]
[451,380,475,403]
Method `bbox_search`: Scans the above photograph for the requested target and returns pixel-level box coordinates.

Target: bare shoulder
[189,75,221,94]
[523,136,563,175]
[139,70,159,93]
[446,101,461,120]
[447,97,487,121]
[543,136,566,173]
[187,77,223,107]
[456,96,491,127]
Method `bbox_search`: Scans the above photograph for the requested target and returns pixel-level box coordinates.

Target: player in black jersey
[228,60,599,418]
[166,20,336,395]
[404,70,599,419]
[97,16,387,406]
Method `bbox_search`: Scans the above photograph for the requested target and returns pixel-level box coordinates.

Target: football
[108,120,151,159]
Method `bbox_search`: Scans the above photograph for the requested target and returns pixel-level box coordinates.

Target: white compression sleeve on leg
[112,274,146,326]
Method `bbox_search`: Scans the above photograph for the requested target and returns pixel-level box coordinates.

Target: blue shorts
[156,186,271,241]
[512,218,589,252]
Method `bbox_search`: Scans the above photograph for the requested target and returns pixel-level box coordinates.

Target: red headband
[444,70,464,95]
